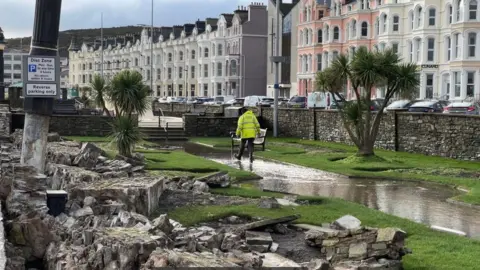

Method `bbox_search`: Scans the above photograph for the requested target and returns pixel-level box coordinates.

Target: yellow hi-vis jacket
[236,110,261,139]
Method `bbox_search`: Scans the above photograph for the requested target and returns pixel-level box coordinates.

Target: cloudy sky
[1,0,270,39]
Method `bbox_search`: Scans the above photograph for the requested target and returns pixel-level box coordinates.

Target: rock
[226,215,242,224]
[245,231,273,247]
[142,249,240,268]
[225,250,263,268]
[71,207,94,217]
[305,227,348,246]
[46,163,101,190]
[73,142,104,169]
[196,171,231,188]
[220,233,242,251]
[192,181,209,193]
[258,197,281,209]
[237,215,300,234]
[273,223,289,234]
[83,230,94,245]
[102,171,129,179]
[276,198,300,206]
[83,196,97,207]
[348,242,368,259]
[304,259,331,270]
[270,242,279,252]
[47,141,81,166]
[261,253,302,268]
[376,228,406,244]
[249,245,269,253]
[151,214,174,235]
[47,132,61,142]
[333,215,362,230]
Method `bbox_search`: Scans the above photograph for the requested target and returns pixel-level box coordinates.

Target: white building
[68,3,268,98]
[3,49,28,87]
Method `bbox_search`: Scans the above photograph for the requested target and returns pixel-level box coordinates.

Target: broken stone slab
[276,198,299,206]
[258,197,281,209]
[333,215,362,230]
[304,227,349,246]
[73,142,105,169]
[47,132,61,142]
[333,258,402,270]
[70,207,94,218]
[151,214,174,235]
[376,228,407,244]
[220,233,242,251]
[245,231,273,246]
[141,249,240,268]
[261,253,302,268]
[83,196,97,207]
[47,141,81,166]
[195,171,231,188]
[303,259,331,270]
[192,180,209,193]
[69,176,165,216]
[237,215,300,234]
[46,163,101,190]
[270,242,279,252]
[348,242,368,259]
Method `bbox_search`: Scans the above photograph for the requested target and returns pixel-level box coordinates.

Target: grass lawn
[66,136,258,181]
[191,137,480,204]
[169,186,480,270]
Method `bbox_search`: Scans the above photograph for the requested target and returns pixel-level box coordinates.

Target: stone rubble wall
[0,104,11,137]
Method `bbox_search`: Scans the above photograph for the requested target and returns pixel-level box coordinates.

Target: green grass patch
[64,136,111,142]
[169,191,480,270]
[191,137,480,204]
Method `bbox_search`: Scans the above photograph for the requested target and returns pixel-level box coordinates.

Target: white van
[307,92,332,108]
[244,95,267,107]
[208,95,234,105]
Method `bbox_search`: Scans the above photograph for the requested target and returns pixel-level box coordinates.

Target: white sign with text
[27,57,56,82]
[26,84,58,96]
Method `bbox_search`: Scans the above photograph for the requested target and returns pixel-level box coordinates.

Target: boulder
[73,142,104,169]
[47,132,61,142]
[258,197,281,209]
[196,171,231,188]
[192,181,209,193]
[220,233,242,251]
[142,249,240,268]
[333,215,362,230]
[151,214,174,235]
[47,141,81,166]
[83,196,97,207]
[46,163,101,190]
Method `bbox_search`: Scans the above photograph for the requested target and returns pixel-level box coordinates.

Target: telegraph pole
[272,0,281,137]
[151,0,154,96]
[21,0,62,171]
[101,13,104,78]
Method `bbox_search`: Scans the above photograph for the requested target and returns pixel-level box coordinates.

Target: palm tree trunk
[101,101,112,117]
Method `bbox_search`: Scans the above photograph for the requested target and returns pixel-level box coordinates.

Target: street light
[0,27,6,101]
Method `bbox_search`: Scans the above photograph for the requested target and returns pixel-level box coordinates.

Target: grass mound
[338,154,388,164]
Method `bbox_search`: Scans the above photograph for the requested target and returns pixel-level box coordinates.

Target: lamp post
[21,0,62,171]
[0,27,6,101]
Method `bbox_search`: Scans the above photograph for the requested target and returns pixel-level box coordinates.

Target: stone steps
[139,127,188,141]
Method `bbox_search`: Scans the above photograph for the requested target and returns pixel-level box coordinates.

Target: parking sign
[28,64,37,72]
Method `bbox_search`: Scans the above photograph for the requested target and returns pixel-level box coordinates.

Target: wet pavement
[181,143,480,238]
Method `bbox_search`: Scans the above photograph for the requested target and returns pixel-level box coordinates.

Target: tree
[316,47,419,157]
[109,70,151,157]
[89,74,111,117]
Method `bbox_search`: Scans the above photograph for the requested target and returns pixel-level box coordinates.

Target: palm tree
[316,47,419,157]
[89,74,111,117]
[110,70,151,118]
[111,115,141,157]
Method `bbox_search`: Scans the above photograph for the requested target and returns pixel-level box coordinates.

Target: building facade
[296,0,480,101]
[3,49,28,87]
[68,3,268,98]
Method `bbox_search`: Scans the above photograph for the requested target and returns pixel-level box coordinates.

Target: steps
[139,127,188,141]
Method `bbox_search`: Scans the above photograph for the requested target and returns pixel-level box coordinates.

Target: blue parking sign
[28,64,37,72]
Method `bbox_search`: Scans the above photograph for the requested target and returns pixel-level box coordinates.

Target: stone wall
[49,115,115,137]
[184,114,238,137]
[153,102,225,117]
[0,104,11,138]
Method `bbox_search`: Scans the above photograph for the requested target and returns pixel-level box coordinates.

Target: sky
[0,0,270,39]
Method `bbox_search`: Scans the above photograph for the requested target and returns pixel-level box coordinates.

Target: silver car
[443,102,480,115]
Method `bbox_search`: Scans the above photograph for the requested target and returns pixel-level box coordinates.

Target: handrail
[158,107,168,143]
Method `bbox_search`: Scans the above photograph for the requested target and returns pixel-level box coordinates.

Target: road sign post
[21,0,62,172]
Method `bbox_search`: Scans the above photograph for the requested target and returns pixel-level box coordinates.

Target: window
[13,74,21,79]
[407,40,413,60]
[212,44,216,56]
[392,43,399,53]
[427,38,435,61]
[409,11,414,30]
[147,70,151,80]
[468,33,476,57]
[191,50,196,59]
[318,10,324,20]
[82,64,86,70]
[13,55,21,61]
[332,51,339,61]
[457,0,462,21]
[147,56,150,65]
[454,33,460,58]
[157,69,161,80]
[333,27,339,41]
[352,20,357,37]
[377,0,382,6]
[428,8,436,26]
[204,48,209,57]
[191,66,195,79]
[454,71,461,97]
[382,14,387,33]
[317,54,322,71]
[375,17,380,36]
[4,55,11,61]
[415,38,421,61]
[416,7,422,28]
[218,44,223,56]
[466,71,475,96]
[317,29,323,43]
[13,64,21,70]
[179,51,184,61]
[203,84,208,97]
[446,36,452,61]
[4,65,11,70]
[168,68,172,79]
[178,67,183,79]
[168,53,172,62]
[361,22,368,37]
[89,63,92,70]
[325,25,329,42]
[393,16,399,32]
[230,60,237,75]
[217,62,222,76]
[470,0,478,20]
[179,84,183,97]
[425,74,434,98]
[216,83,222,95]
[203,64,208,77]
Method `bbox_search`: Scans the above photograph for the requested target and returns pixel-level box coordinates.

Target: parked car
[287,96,307,108]
[384,100,416,112]
[370,98,387,111]
[193,97,214,104]
[443,101,480,115]
[171,97,187,104]
[307,92,330,108]
[259,97,275,107]
[225,98,245,106]
[408,100,447,113]
[207,95,234,105]
[244,95,267,107]
[158,97,168,103]
[279,97,289,106]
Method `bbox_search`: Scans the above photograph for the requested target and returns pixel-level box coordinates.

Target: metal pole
[0,47,4,101]
[273,0,280,137]
[151,0,154,96]
[101,12,104,78]
[21,0,62,172]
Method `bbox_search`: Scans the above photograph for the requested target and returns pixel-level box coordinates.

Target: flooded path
[182,143,480,238]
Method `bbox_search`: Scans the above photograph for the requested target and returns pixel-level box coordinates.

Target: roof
[9,82,23,88]
[271,0,300,16]
[222,14,234,27]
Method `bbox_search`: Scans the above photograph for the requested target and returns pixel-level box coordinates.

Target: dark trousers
[237,138,254,159]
